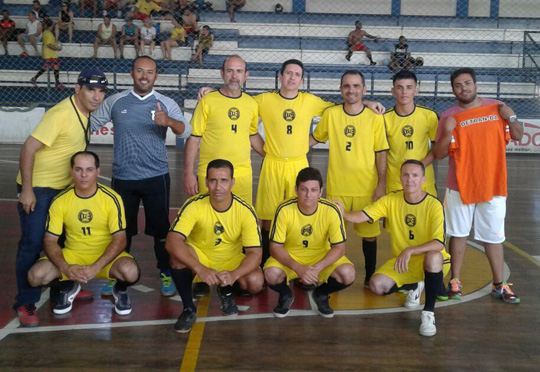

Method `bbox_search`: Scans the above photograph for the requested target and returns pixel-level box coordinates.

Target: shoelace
[161,274,172,287]
[449,280,461,292]
[499,282,515,295]
[25,305,36,315]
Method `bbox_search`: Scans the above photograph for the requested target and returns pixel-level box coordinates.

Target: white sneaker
[419,310,436,337]
[404,281,425,309]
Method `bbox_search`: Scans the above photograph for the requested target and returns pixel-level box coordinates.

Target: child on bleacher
[190,25,212,67]
[160,16,186,60]
[30,19,64,88]
[139,17,157,57]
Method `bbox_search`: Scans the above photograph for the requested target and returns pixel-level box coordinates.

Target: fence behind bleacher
[1,0,539,116]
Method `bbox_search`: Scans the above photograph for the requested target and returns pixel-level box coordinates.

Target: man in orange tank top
[433,68,523,304]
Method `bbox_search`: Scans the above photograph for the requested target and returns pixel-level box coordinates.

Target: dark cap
[77,69,108,88]
[125,17,133,21]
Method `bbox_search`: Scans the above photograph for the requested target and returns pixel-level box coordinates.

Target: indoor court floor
[0,144,539,371]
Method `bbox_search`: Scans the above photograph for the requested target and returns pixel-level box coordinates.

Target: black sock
[362,240,377,281]
[171,268,196,312]
[34,68,46,80]
[54,69,60,84]
[385,282,418,295]
[58,280,74,291]
[315,277,350,297]
[424,270,443,312]
[114,280,131,292]
[269,279,292,298]
[217,285,234,298]
[261,228,270,267]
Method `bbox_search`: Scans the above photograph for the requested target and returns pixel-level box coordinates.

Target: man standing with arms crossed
[433,67,523,303]
[92,56,190,297]
[310,70,388,287]
[15,69,108,326]
[384,70,438,196]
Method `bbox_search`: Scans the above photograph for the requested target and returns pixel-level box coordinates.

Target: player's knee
[335,264,356,285]
[424,251,443,272]
[369,276,387,295]
[113,258,140,283]
[27,263,49,287]
[246,269,264,294]
[264,267,284,285]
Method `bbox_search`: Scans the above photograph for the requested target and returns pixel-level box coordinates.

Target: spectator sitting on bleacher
[190,24,212,67]
[0,9,16,55]
[139,17,157,57]
[104,0,123,19]
[160,16,185,60]
[93,15,118,58]
[346,20,378,65]
[30,18,64,88]
[181,8,198,36]
[32,0,48,22]
[55,2,74,44]
[18,11,42,56]
[389,36,415,72]
[133,0,163,20]
[226,0,245,22]
[119,17,139,59]
[80,0,98,19]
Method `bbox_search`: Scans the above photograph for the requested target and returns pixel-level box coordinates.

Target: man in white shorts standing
[433,67,524,304]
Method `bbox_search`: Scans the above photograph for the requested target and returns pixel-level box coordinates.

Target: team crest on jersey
[228,107,240,120]
[405,214,416,227]
[214,221,225,235]
[301,224,313,236]
[344,125,356,138]
[402,125,414,137]
[78,209,93,223]
[283,109,296,121]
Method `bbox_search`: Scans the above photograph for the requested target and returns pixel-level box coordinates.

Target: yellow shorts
[328,194,381,238]
[198,171,253,205]
[375,254,451,287]
[264,252,353,284]
[41,250,134,281]
[255,156,309,220]
[192,245,246,282]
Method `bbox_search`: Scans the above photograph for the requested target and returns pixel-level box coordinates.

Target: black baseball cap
[77,69,108,88]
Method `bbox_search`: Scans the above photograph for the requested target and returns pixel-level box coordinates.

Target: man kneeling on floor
[338,159,450,336]
[28,151,140,316]
[265,167,355,319]
[165,159,264,333]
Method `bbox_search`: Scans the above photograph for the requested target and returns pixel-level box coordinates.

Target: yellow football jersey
[191,90,258,176]
[170,193,261,262]
[16,96,89,189]
[46,184,126,256]
[384,105,438,193]
[270,198,346,260]
[362,191,449,259]
[254,91,333,159]
[42,29,57,60]
[312,104,389,197]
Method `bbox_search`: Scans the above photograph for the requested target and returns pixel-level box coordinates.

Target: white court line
[533,255,540,264]
[0,239,514,341]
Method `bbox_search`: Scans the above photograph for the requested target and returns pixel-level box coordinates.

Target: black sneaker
[312,291,334,318]
[345,52,352,61]
[273,293,294,318]
[219,292,238,316]
[174,308,197,333]
[54,282,81,314]
[370,61,377,65]
[193,282,210,297]
[113,287,132,315]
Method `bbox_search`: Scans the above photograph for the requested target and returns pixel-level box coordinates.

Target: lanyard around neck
[70,94,90,149]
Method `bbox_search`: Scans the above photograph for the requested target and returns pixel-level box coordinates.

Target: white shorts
[444,189,506,244]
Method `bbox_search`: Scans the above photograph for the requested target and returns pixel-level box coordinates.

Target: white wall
[306,0,392,15]
[500,0,540,18]
[401,0,457,16]
[468,0,491,17]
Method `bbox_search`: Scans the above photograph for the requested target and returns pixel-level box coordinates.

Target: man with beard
[91,56,191,297]
[310,70,389,287]
[433,67,524,304]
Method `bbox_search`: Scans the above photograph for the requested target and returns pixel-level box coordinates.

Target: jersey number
[405,141,414,150]
[345,141,352,152]
[231,124,237,133]
[81,227,91,236]
[286,125,293,135]
[409,230,414,240]
[302,240,309,248]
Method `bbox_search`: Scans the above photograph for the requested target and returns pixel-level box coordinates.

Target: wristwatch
[508,115,518,123]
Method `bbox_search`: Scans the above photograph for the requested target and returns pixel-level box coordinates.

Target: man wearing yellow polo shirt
[14,69,108,327]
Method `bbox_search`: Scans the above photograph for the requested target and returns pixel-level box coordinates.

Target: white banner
[507,119,540,153]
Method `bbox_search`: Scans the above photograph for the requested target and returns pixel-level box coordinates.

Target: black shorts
[111,173,170,239]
